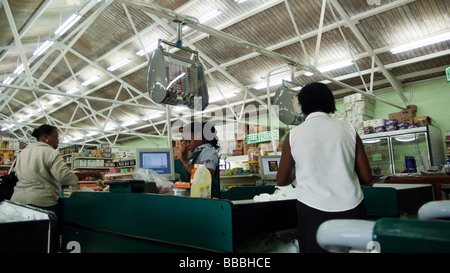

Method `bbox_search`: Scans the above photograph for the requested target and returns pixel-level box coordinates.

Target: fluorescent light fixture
[304,71,314,77]
[182,9,222,31]
[48,98,60,105]
[36,106,47,112]
[121,120,138,127]
[81,75,100,86]
[0,127,7,132]
[107,59,131,71]
[24,112,34,119]
[318,60,353,73]
[136,44,158,56]
[2,76,15,85]
[199,9,221,23]
[391,32,450,54]
[54,14,82,35]
[66,87,79,94]
[33,40,54,56]
[142,112,163,121]
[13,63,28,75]
[17,118,25,123]
[104,126,116,132]
[235,0,248,3]
[86,132,98,137]
[70,136,83,141]
[209,92,237,103]
[62,139,70,144]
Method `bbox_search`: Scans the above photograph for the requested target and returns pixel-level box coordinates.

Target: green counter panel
[373,218,450,253]
[62,192,234,253]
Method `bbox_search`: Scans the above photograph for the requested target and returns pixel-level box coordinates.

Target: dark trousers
[296,200,366,253]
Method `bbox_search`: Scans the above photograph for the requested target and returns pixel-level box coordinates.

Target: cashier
[277,82,372,253]
[179,122,220,198]
[11,124,104,217]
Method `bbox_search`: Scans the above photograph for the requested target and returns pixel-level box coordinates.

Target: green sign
[245,129,279,145]
[446,66,450,83]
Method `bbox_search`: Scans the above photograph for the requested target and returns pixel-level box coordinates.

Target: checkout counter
[59,154,446,253]
[60,181,437,253]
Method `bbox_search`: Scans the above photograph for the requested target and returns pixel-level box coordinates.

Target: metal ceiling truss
[1,0,445,147]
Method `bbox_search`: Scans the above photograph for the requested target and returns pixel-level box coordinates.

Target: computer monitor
[259,155,281,180]
[135,148,175,181]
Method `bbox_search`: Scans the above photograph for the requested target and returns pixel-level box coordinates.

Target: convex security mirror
[274,84,304,126]
[147,40,209,111]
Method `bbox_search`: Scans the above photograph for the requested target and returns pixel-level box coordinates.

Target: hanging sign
[446,66,450,83]
[245,129,279,145]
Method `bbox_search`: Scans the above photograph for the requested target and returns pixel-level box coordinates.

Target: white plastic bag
[132,168,173,188]
[253,184,296,202]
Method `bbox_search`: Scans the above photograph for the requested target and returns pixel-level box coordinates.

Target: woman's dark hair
[297,82,336,115]
[184,122,220,150]
[31,124,57,140]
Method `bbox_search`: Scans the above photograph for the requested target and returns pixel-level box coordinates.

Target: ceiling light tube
[318,60,353,73]
[199,9,222,23]
[70,136,83,141]
[391,32,450,54]
[2,76,15,85]
[66,87,79,94]
[48,98,61,105]
[121,120,138,127]
[136,44,158,56]
[54,14,82,36]
[33,40,54,56]
[81,75,100,86]
[86,132,98,137]
[104,126,116,132]
[107,59,131,71]
[36,106,47,112]
[13,63,28,75]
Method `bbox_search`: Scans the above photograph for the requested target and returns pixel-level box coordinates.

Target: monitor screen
[259,155,281,180]
[135,148,175,180]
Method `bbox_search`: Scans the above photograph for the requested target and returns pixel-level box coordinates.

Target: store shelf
[73,167,111,170]
[220,174,260,179]
[104,172,134,178]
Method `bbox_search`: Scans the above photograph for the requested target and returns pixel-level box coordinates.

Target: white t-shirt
[11,142,79,207]
[289,112,363,212]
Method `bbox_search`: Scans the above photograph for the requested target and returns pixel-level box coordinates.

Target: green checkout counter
[60,182,450,253]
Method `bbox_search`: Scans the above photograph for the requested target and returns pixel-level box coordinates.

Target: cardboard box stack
[343,93,375,135]
[362,104,433,135]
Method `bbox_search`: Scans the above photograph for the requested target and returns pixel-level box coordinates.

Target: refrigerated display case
[361,125,444,176]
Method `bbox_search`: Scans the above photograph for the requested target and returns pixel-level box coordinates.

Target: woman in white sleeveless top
[277,82,373,253]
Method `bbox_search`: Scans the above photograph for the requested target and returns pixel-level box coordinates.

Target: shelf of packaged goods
[74,157,114,160]
[73,167,111,170]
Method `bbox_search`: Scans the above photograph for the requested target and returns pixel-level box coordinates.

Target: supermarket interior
[0,0,450,257]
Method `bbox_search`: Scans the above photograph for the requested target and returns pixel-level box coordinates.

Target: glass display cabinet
[361,125,444,176]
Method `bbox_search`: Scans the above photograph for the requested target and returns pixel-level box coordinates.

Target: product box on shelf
[414,116,432,127]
